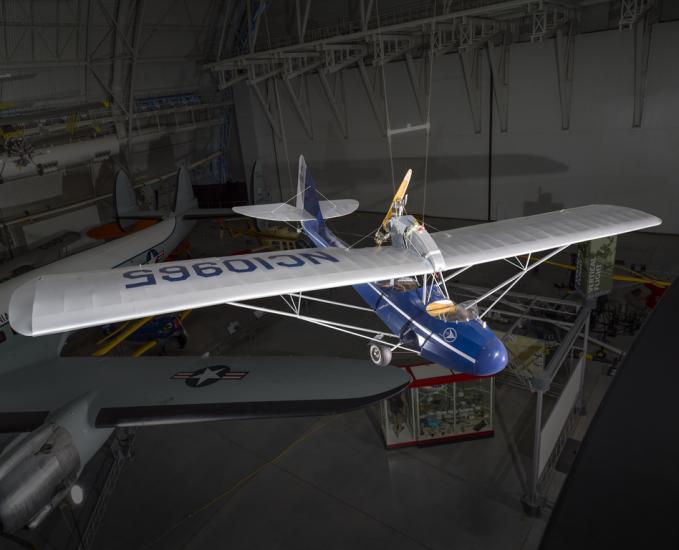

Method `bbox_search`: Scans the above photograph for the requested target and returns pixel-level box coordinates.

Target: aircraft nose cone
[476,338,508,376]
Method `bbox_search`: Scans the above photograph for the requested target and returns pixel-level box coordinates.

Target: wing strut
[464,245,568,318]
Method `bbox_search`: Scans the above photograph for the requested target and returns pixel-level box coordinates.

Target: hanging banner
[574,236,617,298]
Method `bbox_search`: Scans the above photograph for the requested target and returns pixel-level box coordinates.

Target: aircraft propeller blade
[379,169,412,233]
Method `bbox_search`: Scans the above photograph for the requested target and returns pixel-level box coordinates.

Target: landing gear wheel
[369,343,392,367]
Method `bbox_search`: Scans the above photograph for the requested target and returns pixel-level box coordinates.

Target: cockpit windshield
[376,277,419,292]
[426,299,480,322]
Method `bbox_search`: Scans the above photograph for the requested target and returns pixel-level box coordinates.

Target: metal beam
[249,79,282,140]
[216,0,235,60]
[127,0,146,148]
[318,70,348,138]
[282,76,313,139]
[217,72,248,89]
[632,6,656,127]
[554,22,575,130]
[486,32,511,133]
[205,0,560,72]
[360,0,374,32]
[405,52,426,122]
[296,0,311,43]
[357,60,386,136]
[284,58,323,80]
[459,48,483,134]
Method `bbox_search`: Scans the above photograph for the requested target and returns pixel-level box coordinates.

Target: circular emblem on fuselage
[442,327,457,342]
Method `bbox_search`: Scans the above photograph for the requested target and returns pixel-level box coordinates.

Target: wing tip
[8,278,38,336]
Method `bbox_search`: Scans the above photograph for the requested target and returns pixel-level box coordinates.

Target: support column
[523,390,544,517]
[576,305,591,415]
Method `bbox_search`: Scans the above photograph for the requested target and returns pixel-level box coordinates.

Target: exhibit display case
[380,363,494,448]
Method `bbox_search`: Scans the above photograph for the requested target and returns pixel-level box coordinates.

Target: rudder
[296,155,324,227]
[114,170,142,231]
[173,166,198,215]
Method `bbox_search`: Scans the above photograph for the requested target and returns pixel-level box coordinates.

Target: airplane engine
[0,423,80,533]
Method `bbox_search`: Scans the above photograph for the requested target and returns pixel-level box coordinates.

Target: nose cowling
[475,338,508,376]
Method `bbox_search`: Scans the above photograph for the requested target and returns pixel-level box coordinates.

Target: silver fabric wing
[432,205,660,269]
[9,204,660,337]
[10,246,433,336]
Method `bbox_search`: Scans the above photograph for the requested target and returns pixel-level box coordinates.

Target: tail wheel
[369,343,392,367]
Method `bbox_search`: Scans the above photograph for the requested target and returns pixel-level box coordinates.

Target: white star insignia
[194,367,222,386]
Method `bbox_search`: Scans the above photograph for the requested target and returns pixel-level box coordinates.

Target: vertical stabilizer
[173,166,198,215]
[114,171,138,231]
[296,155,325,229]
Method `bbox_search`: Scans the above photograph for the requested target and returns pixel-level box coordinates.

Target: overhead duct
[0,135,120,183]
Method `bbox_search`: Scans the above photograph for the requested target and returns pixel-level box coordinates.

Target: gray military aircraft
[0,168,409,534]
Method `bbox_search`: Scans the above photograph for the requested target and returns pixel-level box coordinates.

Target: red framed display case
[379,363,494,449]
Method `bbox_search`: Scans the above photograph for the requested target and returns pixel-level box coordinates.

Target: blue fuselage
[302,221,508,376]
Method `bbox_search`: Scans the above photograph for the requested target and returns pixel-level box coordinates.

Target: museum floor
[5,213,679,550]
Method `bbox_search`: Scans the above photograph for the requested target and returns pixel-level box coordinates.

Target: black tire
[369,343,392,367]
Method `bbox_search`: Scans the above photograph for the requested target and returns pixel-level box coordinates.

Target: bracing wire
[346,223,387,249]
[375,0,396,194]
[421,0,437,226]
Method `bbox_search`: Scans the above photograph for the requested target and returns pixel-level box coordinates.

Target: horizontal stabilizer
[0,356,410,431]
[234,199,358,222]
[182,207,239,220]
[114,170,163,230]
[117,210,164,221]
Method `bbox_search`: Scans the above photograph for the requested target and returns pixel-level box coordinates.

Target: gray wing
[0,356,409,431]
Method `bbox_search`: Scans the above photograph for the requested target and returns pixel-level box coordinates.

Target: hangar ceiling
[0,0,226,148]
[1,0,676,149]
[207,0,676,135]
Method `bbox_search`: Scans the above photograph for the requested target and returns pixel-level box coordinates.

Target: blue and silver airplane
[10,156,661,379]
[294,161,508,376]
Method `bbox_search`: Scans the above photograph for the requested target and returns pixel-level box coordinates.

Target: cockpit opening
[426,299,480,322]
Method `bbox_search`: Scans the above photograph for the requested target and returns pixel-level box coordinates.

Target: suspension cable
[421,1,437,226]
[375,0,396,194]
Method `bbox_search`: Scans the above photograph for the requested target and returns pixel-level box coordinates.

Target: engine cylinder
[0,423,80,533]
